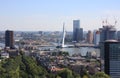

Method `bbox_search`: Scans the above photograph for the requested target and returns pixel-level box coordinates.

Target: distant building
[117,31,120,41]
[7,49,19,57]
[99,25,117,42]
[38,31,43,34]
[5,30,14,49]
[5,30,18,57]
[87,30,93,44]
[75,28,83,42]
[0,52,9,58]
[86,51,97,59]
[24,45,37,50]
[93,30,97,44]
[100,40,120,78]
[73,20,80,42]
[83,31,87,41]
[79,28,83,41]
[93,30,100,45]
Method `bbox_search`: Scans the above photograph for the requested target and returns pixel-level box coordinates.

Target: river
[39,46,100,57]
[0,43,100,57]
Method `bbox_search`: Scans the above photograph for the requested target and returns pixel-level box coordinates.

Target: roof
[105,40,118,42]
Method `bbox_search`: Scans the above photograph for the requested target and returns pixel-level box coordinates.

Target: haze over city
[1,0,120,78]
[0,0,120,31]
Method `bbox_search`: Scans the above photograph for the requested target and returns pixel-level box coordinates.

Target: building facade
[75,28,83,42]
[93,30,100,45]
[79,28,83,41]
[5,30,14,49]
[73,20,80,42]
[100,40,120,78]
[117,31,120,41]
[99,25,117,42]
[87,30,93,44]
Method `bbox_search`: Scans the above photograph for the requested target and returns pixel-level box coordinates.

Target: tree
[58,68,81,78]
[0,55,81,78]
[83,75,88,78]
[93,72,110,78]
[72,71,81,78]
[0,55,48,78]
[58,68,73,78]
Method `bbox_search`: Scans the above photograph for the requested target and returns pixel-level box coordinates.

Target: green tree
[83,75,88,78]
[0,55,48,78]
[58,68,74,78]
[93,72,110,78]
[72,72,81,78]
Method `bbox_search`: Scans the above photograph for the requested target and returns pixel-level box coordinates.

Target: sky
[0,0,120,31]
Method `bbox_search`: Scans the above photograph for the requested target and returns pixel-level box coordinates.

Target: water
[50,43,100,56]
[39,46,100,57]
[0,42,100,57]
[0,43,18,48]
[61,47,100,56]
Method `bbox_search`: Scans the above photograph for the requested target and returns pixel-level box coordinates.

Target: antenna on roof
[105,19,108,25]
[114,17,117,26]
[102,20,104,26]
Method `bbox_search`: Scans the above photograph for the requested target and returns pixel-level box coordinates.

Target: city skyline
[0,0,120,31]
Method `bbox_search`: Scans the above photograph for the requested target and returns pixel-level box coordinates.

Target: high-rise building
[75,28,83,42]
[100,40,120,78]
[87,30,93,44]
[117,31,120,41]
[5,30,14,49]
[93,30,100,45]
[99,25,117,42]
[79,28,83,41]
[73,20,80,42]
[83,31,87,41]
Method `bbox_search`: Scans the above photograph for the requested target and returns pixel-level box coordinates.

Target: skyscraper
[73,20,81,42]
[99,25,117,42]
[117,31,120,41]
[79,28,83,41]
[93,30,100,45]
[87,30,93,44]
[5,30,14,49]
[100,40,120,78]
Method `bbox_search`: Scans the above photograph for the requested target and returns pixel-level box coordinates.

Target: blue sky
[0,0,120,31]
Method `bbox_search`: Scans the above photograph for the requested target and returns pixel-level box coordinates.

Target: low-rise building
[1,52,9,58]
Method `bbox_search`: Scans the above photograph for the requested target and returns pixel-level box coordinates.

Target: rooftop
[105,40,118,42]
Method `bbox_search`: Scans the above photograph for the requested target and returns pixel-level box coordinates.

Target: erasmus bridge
[56,23,74,48]
[41,23,95,48]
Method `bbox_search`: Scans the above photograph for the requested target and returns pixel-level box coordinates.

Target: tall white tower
[62,23,66,47]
